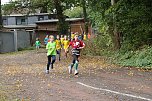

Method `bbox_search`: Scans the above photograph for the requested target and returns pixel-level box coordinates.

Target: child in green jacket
[35,38,41,52]
[46,35,57,74]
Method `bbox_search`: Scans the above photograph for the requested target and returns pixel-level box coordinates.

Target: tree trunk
[82,0,88,35]
[111,0,121,50]
[111,0,115,5]
[0,0,2,28]
[53,0,68,35]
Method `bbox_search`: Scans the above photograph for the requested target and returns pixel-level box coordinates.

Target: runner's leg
[68,54,76,74]
[51,55,56,69]
[47,55,51,70]
[58,49,61,61]
[74,55,79,75]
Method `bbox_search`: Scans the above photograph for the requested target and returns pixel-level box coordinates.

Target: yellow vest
[71,34,75,39]
[60,38,64,44]
[63,40,70,49]
[84,34,87,40]
[55,39,62,50]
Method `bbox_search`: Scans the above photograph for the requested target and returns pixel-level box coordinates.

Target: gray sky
[2,0,10,4]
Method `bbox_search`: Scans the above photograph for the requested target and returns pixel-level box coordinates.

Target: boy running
[63,35,70,58]
[44,35,49,46]
[46,35,57,74]
[68,34,85,75]
[55,35,62,61]
[35,38,41,52]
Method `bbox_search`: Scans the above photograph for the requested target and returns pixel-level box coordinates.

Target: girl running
[60,35,64,46]
[63,35,70,58]
[55,35,62,61]
[46,35,57,74]
[68,34,85,75]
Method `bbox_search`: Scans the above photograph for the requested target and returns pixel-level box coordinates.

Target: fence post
[14,29,18,51]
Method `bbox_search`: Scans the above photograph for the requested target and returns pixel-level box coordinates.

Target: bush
[83,38,152,68]
[115,46,152,67]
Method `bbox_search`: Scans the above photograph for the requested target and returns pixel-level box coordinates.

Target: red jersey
[69,40,85,49]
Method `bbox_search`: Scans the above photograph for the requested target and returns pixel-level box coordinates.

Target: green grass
[0,46,36,55]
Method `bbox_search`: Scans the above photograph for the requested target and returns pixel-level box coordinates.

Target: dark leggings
[57,49,61,61]
[72,54,79,64]
[47,55,56,70]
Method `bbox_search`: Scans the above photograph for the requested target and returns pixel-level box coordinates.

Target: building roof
[4,24,37,29]
[2,13,55,17]
[36,18,84,24]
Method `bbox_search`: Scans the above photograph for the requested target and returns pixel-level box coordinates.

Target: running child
[60,35,64,46]
[68,34,85,75]
[55,35,62,61]
[68,35,71,41]
[63,35,70,58]
[44,35,49,46]
[83,33,87,40]
[71,32,75,41]
[35,38,41,52]
[46,35,57,74]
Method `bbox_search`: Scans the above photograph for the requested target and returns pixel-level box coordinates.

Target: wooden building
[35,18,92,43]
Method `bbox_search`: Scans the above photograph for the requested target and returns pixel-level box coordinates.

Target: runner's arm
[67,41,72,49]
[77,41,85,49]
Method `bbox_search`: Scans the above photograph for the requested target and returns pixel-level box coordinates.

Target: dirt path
[0,49,152,101]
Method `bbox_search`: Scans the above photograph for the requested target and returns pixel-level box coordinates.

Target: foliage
[64,6,83,18]
[83,38,152,68]
[83,0,152,68]
[88,0,152,51]
[113,0,152,50]
[2,2,15,15]
[114,46,152,67]
[82,34,113,56]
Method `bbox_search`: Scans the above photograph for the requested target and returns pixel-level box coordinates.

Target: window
[21,19,26,24]
[16,17,27,25]
[38,16,44,21]
[3,19,7,25]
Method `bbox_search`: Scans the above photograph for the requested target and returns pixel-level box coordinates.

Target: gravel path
[0,49,152,101]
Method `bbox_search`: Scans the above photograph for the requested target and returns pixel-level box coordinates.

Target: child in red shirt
[68,33,85,75]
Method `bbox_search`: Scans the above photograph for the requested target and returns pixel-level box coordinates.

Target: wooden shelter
[35,18,92,43]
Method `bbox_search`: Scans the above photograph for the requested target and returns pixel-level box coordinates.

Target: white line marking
[77,82,152,101]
